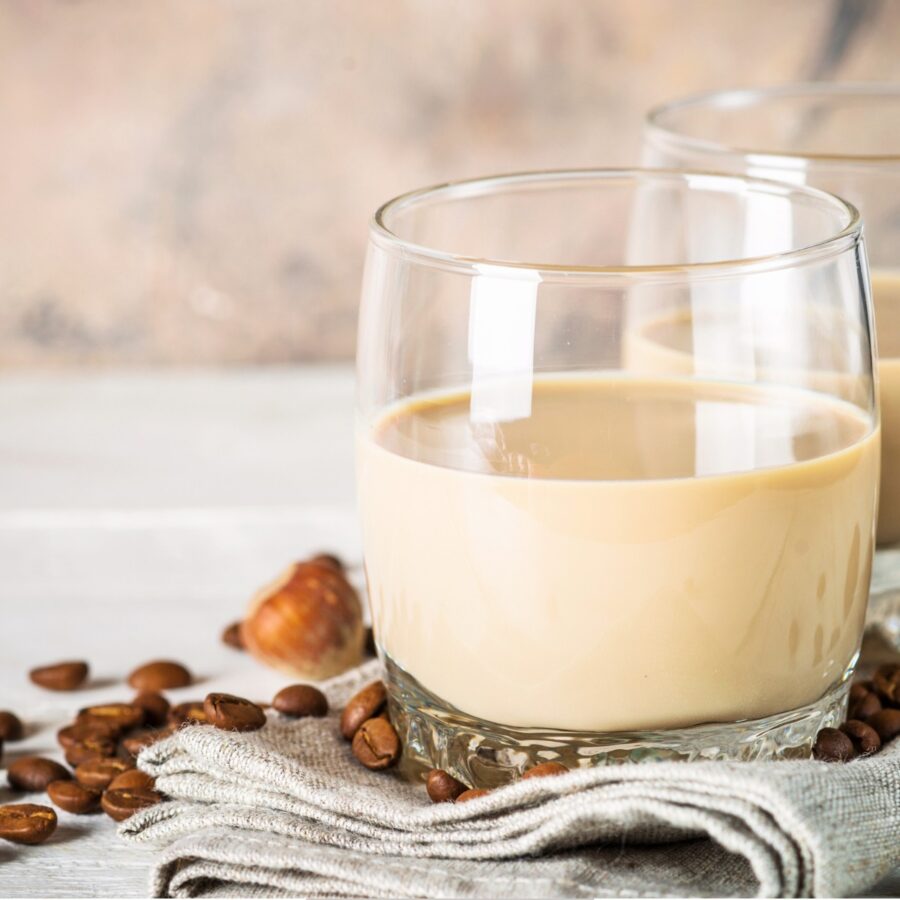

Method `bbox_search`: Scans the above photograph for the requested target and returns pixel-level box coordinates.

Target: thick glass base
[870,548,900,650]
[385,657,851,788]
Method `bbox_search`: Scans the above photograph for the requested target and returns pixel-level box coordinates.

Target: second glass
[356,169,877,784]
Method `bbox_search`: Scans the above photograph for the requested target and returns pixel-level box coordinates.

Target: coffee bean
[122,728,171,758]
[64,734,117,767]
[867,708,900,743]
[848,690,882,722]
[128,660,192,692]
[0,711,24,742]
[75,758,134,790]
[203,693,266,732]
[351,717,400,770]
[8,757,71,792]
[29,661,89,692]
[340,681,387,740]
[57,720,120,751]
[272,685,329,718]
[310,552,344,572]
[849,682,869,704]
[168,701,208,726]
[221,622,245,651]
[0,804,57,844]
[813,727,855,762]
[456,789,491,803]
[840,719,882,756]
[101,787,161,822]
[47,780,100,815]
[108,769,155,792]
[131,692,170,727]
[77,703,145,735]
[522,762,569,780]
[426,769,468,803]
[873,665,900,706]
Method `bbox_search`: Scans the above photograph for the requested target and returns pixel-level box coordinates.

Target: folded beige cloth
[121,661,900,898]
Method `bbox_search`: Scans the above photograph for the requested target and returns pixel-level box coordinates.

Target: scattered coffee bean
[221,622,245,651]
[351,717,400,770]
[813,727,855,762]
[64,734,117,767]
[0,711,24,742]
[849,690,882,722]
[57,720,119,750]
[840,719,881,756]
[77,703,144,735]
[340,681,387,740]
[29,661,89,692]
[128,660,192,692]
[168,701,208,726]
[272,684,329,718]
[101,787,161,822]
[75,758,134,791]
[867,708,900,743]
[873,665,900,706]
[426,769,468,803]
[108,769,155,792]
[456,789,491,803]
[849,682,869,704]
[131,692,170,727]
[47,780,101,815]
[8,757,71,792]
[522,762,569,780]
[203,693,266,732]
[310,552,344,572]
[122,728,172,758]
[0,804,57,844]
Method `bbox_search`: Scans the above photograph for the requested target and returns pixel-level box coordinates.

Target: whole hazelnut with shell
[241,560,364,680]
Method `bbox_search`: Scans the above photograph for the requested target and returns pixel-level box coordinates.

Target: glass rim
[370,167,861,280]
[646,82,900,166]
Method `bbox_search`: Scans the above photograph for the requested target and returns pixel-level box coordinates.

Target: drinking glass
[644,83,900,647]
[356,169,877,784]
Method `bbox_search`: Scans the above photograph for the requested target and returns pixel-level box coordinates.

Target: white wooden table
[0,367,897,898]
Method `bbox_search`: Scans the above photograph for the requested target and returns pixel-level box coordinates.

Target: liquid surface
[358,377,878,732]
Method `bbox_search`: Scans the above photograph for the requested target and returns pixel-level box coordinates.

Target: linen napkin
[122,661,900,899]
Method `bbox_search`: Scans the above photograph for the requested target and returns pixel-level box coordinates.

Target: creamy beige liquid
[872,271,900,544]
[358,377,878,732]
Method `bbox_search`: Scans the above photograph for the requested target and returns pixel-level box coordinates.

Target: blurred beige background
[1,0,898,368]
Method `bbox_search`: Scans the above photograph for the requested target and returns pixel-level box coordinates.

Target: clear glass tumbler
[356,169,878,784]
[644,84,900,647]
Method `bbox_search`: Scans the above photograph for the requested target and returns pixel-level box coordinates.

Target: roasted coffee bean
[340,681,387,740]
[848,689,882,722]
[131,692,170,727]
[108,769,155,792]
[101,787,161,822]
[8,757,71,792]
[522,762,569,780]
[456,789,491,803]
[64,734,117,767]
[77,703,144,735]
[310,552,344,572]
[849,682,869,704]
[0,711,24,742]
[873,665,900,706]
[221,622,245,650]
[272,684,329,718]
[168,701,208,726]
[813,727,855,762]
[122,728,170,758]
[203,693,266,732]
[47,780,101,815]
[58,720,120,750]
[840,719,882,756]
[867,708,900,743]
[128,660,192,692]
[75,758,134,790]
[351,717,400,770]
[29,660,89,692]
[0,804,57,844]
[426,769,468,803]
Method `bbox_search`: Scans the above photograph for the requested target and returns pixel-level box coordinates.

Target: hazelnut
[242,561,364,680]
